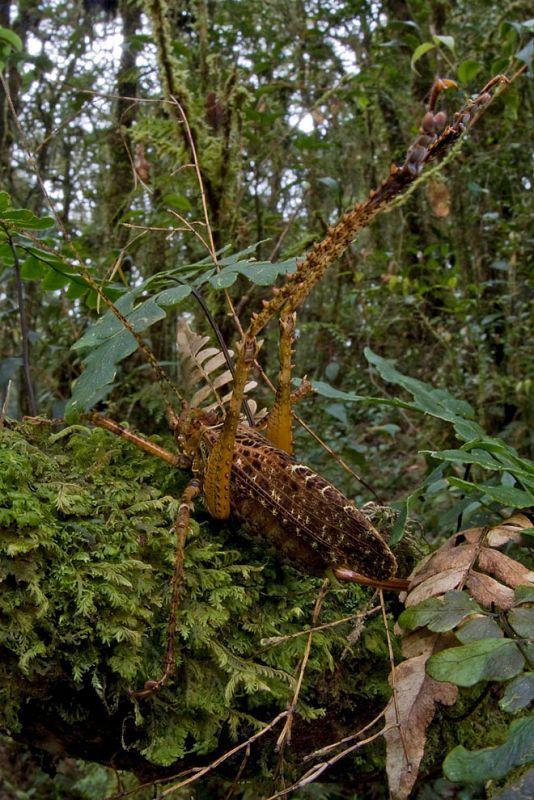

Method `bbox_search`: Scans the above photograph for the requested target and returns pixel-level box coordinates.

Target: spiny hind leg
[131,478,201,698]
[203,335,259,519]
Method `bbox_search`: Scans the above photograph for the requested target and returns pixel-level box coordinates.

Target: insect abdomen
[225,429,397,581]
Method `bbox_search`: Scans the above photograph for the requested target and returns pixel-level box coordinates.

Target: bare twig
[5,231,37,415]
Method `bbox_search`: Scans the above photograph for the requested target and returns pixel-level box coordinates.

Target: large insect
[80,75,508,694]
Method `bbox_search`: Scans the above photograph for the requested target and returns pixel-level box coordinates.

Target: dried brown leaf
[463,526,487,544]
[486,514,533,547]
[400,629,457,660]
[409,543,477,589]
[478,547,534,588]
[405,568,466,607]
[385,655,457,799]
[466,570,516,610]
[427,180,450,217]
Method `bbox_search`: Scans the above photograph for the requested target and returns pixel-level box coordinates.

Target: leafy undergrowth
[386,516,534,799]
[1,420,533,799]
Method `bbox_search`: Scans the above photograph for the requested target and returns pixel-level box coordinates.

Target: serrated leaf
[398,591,482,633]
[443,716,534,783]
[499,673,534,713]
[0,191,11,211]
[427,639,525,686]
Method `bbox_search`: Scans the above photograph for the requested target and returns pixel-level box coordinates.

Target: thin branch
[5,231,37,415]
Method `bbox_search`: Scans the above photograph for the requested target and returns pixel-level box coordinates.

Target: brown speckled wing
[228,429,396,580]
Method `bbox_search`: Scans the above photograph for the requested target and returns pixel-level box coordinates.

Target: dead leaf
[427,180,450,217]
[400,629,457,659]
[385,655,457,799]
[486,514,533,547]
[408,543,478,589]
[478,547,534,588]
[462,526,487,544]
[405,568,466,606]
[466,571,516,610]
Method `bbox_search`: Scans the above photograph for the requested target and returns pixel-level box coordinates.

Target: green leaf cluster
[64,244,296,419]
[311,349,534,543]
[398,589,534,785]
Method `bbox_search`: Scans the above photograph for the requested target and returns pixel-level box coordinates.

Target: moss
[0,420,394,785]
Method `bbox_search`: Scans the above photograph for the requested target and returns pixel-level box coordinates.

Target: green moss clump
[0,421,387,776]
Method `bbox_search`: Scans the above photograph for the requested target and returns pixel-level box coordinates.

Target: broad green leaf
[309,380,413,411]
[447,478,534,509]
[65,329,137,419]
[72,290,139,350]
[0,190,10,211]
[515,586,534,604]
[163,193,192,212]
[364,348,477,424]
[0,26,23,52]
[425,447,502,470]
[466,439,534,476]
[211,257,297,289]
[41,267,71,290]
[126,297,166,332]
[456,616,503,643]
[499,673,534,713]
[154,284,192,307]
[508,608,534,639]
[208,270,238,289]
[443,716,534,782]
[1,208,55,229]
[432,34,455,53]
[25,245,74,269]
[19,255,45,280]
[411,41,435,70]
[427,639,525,686]
[233,257,297,286]
[424,447,534,482]
[398,591,482,633]
[457,60,482,84]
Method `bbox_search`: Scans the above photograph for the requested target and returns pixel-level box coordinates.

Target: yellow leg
[203,335,258,519]
[264,311,296,455]
[131,478,201,698]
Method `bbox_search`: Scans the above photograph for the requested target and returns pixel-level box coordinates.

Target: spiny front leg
[131,478,201,699]
[264,311,296,455]
[204,335,259,519]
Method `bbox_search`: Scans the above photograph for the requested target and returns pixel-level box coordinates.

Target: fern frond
[176,318,262,420]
